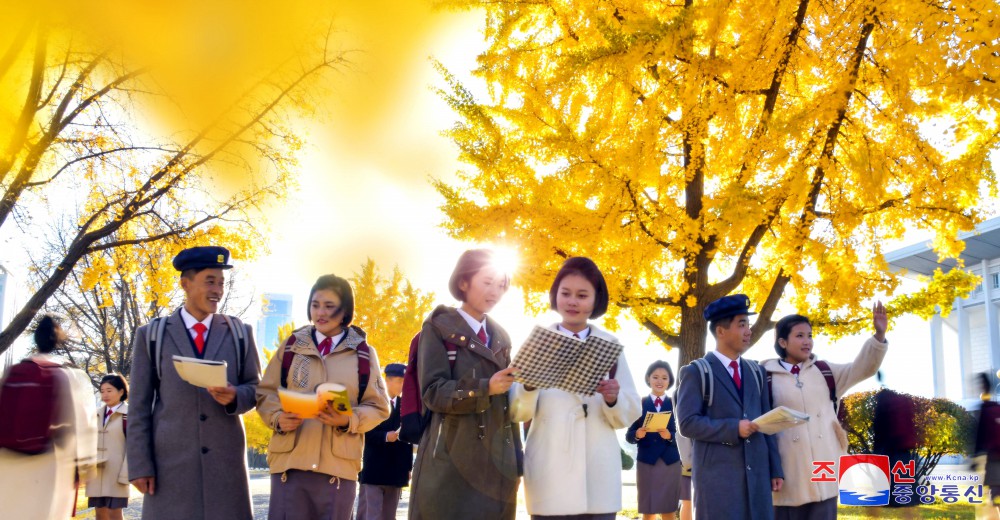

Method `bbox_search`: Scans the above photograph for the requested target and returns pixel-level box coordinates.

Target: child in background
[86,374,131,520]
[627,361,682,520]
[357,363,413,520]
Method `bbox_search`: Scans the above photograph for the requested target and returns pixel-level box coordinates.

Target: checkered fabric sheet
[512,325,623,395]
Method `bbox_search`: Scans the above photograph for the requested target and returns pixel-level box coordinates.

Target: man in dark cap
[127,246,261,520]
[357,362,413,520]
[674,294,783,520]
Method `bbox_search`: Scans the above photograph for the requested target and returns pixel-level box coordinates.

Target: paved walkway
[78,469,641,519]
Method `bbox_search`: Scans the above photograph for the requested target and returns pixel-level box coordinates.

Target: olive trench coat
[408,305,522,520]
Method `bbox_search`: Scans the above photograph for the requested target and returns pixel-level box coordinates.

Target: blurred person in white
[0,314,98,519]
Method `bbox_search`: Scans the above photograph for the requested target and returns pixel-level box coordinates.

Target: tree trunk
[678,305,707,367]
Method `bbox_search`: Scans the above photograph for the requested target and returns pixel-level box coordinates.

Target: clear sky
[237,3,976,404]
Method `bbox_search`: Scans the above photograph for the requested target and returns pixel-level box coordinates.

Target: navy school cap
[172,246,233,272]
[703,294,756,322]
[384,363,406,377]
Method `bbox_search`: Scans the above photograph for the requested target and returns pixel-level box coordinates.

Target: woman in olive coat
[408,249,521,520]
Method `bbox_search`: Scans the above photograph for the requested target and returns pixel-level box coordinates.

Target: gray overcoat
[127,308,261,520]
[675,353,783,520]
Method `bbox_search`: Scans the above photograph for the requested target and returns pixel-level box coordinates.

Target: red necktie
[730,360,741,390]
[477,327,488,346]
[104,408,113,425]
[791,365,800,375]
[318,337,332,357]
[192,323,207,355]
[654,397,663,409]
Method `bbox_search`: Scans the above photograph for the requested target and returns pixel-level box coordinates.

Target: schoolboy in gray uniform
[675,294,783,520]
[127,246,261,520]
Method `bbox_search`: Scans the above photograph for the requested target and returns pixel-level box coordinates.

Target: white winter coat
[762,336,887,507]
[510,324,641,516]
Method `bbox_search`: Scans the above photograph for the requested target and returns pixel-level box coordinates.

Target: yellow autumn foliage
[0,1,346,354]
[435,0,998,363]
[350,258,435,366]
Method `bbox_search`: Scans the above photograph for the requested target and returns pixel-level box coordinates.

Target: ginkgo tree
[0,2,345,355]
[435,0,997,364]
[350,258,435,365]
[38,223,259,385]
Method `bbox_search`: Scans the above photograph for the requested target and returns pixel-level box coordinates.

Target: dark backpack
[0,358,64,454]
[398,332,459,444]
[279,325,371,399]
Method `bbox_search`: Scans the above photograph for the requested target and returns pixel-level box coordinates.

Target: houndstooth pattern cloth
[512,325,623,395]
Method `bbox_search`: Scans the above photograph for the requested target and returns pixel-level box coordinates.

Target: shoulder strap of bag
[746,360,764,395]
[145,317,167,390]
[691,358,714,409]
[221,314,248,376]
[813,360,838,411]
[356,341,371,400]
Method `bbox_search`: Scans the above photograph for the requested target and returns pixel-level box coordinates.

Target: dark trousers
[355,483,402,520]
[269,470,357,520]
[774,497,837,520]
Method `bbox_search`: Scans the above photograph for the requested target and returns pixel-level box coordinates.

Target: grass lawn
[837,503,977,519]
[619,503,981,519]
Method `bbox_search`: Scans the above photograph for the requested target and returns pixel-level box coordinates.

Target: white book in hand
[172,355,227,388]
[752,406,809,435]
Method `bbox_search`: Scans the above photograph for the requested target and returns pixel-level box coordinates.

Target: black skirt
[88,496,128,509]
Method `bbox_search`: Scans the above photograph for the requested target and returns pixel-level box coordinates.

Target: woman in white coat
[510,257,641,519]
[86,373,130,520]
[762,303,888,520]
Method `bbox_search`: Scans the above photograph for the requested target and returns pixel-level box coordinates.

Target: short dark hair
[977,372,993,396]
[100,373,129,402]
[448,249,510,301]
[773,314,811,358]
[33,314,66,354]
[645,360,675,390]
[180,267,213,280]
[548,257,609,319]
[307,274,355,326]
[708,316,736,338]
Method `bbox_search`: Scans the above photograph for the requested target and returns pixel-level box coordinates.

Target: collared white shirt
[649,393,666,412]
[557,324,590,339]
[315,329,347,351]
[778,360,802,373]
[104,402,123,427]
[712,350,742,381]
[456,307,489,344]
[180,307,213,341]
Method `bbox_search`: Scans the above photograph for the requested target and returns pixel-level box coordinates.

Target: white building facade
[886,217,1000,399]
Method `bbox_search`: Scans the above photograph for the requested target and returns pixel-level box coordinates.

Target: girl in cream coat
[761,303,888,520]
[510,257,641,519]
[86,374,131,519]
[256,274,390,520]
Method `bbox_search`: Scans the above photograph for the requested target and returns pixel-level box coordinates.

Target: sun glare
[483,244,520,280]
